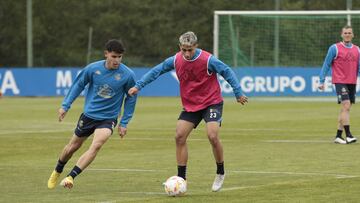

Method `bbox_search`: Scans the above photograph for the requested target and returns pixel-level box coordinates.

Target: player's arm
[319,45,336,90]
[128,56,175,96]
[118,72,138,138]
[59,67,91,121]
[358,47,360,75]
[208,56,248,105]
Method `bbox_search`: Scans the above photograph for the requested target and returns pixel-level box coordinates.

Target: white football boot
[212,174,225,192]
[346,136,357,144]
[334,137,347,144]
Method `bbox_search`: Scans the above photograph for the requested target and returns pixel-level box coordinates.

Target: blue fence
[0,67,352,97]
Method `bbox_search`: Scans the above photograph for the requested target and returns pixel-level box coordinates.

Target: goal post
[213,10,360,68]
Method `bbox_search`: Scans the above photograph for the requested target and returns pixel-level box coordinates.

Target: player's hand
[58,108,67,122]
[128,87,139,96]
[237,96,248,105]
[118,126,127,138]
[318,84,325,90]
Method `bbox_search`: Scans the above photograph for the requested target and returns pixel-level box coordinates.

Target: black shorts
[74,113,117,137]
[178,102,223,128]
[335,84,356,104]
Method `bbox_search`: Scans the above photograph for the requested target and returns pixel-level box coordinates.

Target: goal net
[214,10,360,68]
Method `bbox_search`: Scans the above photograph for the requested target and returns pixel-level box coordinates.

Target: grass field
[1,97,360,202]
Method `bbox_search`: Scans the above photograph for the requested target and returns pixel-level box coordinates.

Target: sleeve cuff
[119,122,127,128]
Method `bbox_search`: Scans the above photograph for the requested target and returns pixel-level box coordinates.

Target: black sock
[68,165,82,179]
[216,162,224,175]
[55,159,67,173]
[177,165,187,180]
[336,130,343,138]
[344,125,353,137]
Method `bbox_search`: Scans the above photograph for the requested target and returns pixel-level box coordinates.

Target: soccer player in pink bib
[319,25,360,144]
[128,31,247,192]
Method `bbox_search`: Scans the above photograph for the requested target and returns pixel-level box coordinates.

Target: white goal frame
[213,10,360,59]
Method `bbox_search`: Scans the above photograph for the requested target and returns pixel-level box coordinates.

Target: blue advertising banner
[0,67,354,97]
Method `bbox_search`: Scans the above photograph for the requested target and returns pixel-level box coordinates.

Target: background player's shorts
[335,83,356,104]
[74,113,117,137]
[178,102,223,128]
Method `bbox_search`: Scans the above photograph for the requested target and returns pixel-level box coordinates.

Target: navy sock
[216,162,224,175]
[336,129,343,138]
[55,159,67,173]
[177,165,187,180]
[344,125,352,137]
[68,165,82,179]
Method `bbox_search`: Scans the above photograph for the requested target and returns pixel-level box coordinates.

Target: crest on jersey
[114,74,121,80]
[95,70,101,75]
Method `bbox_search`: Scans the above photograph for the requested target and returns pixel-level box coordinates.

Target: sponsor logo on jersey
[97,84,115,98]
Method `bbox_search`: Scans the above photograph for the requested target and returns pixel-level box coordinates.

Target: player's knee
[175,133,187,145]
[90,142,103,153]
[66,142,82,153]
[207,132,219,145]
[342,101,351,110]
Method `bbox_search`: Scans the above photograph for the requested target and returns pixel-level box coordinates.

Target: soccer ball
[163,176,187,196]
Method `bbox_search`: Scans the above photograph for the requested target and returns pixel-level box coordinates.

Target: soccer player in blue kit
[47,39,137,189]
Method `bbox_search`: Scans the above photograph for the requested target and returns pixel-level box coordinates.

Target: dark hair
[105,39,125,54]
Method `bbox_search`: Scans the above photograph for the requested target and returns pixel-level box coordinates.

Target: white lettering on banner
[56,70,72,87]
[311,76,333,92]
[56,70,75,95]
[240,76,305,93]
[218,76,233,93]
[241,76,254,92]
[0,71,20,94]
[291,76,306,92]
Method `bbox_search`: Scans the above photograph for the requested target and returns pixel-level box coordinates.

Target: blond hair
[179,31,198,46]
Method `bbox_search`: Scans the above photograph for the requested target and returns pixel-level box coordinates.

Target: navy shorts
[335,84,356,104]
[74,113,117,137]
[178,102,223,128]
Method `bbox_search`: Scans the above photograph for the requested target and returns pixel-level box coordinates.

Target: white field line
[95,167,359,195]
[221,179,317,192]
[1,166,355,179]
[234,97,335,102]
[117,191,166,195]
[263,140,331,143]
[0,132,337,144]
[229,170,357,178]
[1,166,357,196]
[87,168,166,172]
[85,168,359,179]
[0,129,73,135]
[76,167,360,179]
[0,127,335,135]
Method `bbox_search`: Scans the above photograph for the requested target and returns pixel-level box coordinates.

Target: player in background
[319,25,360,144]
[47,39,137,189]
[128,31,248,192]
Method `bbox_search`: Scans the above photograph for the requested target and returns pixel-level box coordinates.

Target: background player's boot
[334,137,347,144]
[346,136,357,144]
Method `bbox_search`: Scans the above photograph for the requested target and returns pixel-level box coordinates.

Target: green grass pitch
[1,97,360,202]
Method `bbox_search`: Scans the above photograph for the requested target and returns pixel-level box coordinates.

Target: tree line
[0,0,358,67]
